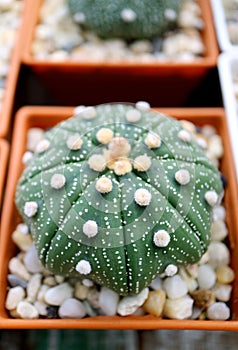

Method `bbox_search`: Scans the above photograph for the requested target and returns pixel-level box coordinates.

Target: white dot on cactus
[83,220,98,238]
[126,109,141,123]
[88,154,106,172]
[24,201,38,218]
[165,264,178,276]
[145,132,161,149]
[205,190,218,206]
[50,174,66,190]
[175,169,191,185]
[134,188,151,206]
[164,8,177,21]
[153,229,171,247]
[76,260,92,275]
[135,101,150,111]
[134,155,151,171]
[73,12,86,24]
[114,159,132,176]
[96,128,114,144]
[96,176,113,193]
[35,139,50,154]
[80,106,97,120]
[22,151,33,164]
[66,134,83,150]
[178,129,191,142]
[120,8,137,22]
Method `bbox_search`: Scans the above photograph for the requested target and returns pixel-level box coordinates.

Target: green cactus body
[16,103,223,296]
[67,0,182,40]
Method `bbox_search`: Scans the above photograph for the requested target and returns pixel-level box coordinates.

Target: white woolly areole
[205,190,218,207]
[108,136,131,157]
[22,151,33,164]
[24,201,38,218]
[50,173,66,189]
[126,109,141,123]
[74,105,86,114]
[120,8,137,22]
[83,220,98,238]
[134,188,151,206]
[178,129,191,142]
[145,132,161,149]
[96,176,113,193]
[88,154,106,172]
[164,8,177,21]
[165,264,178,276]
[80,106,97,120]
[73,12,86,23]
[76,260,92,275]
[153,230,171,247]
[135,101,151,111]
[175,169,191,185]
[114,159,132,176]
[66,134,83,150]
[96,128,114,144]
[134,155,151,171]
[35,139,50,154]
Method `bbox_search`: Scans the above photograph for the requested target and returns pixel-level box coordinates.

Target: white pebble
[121,8,137,22]
[44,283,73,306]
[150,276,162,290]
[205,190,218,206]
[5,286,25,310]
[197,264,216,289]
[24,201,38,218]
[126,108,141,123]
[83,220,98,238]
[117,288,149,316]
[22,151,33,164]
[211,220,228,241]
[35,139,50,154]
[73,12,86,24]
[16,301,39,319]
[9,257,31,281]
[175,169,190,185]
[50,173,66,189]
[58,298,87,318]
[17,223,29,235]
[66,134,83,150]
[96,176,113,193]
[163,275,188,299]
[34,300,48,316]
[27,273,42,303]
[76,260,92,275]
[163,296,194,320]
[135,101,150,111]
[24,245,44,274]
[98,287,120,316]
[134,188,151,206]
[12,229,32,252]
[82,279,94,287]
[213,205,226,222]
[207,302,230,320]
[208,242,230,268]
[80,106,97,120]
[153,229,170,247]
[213,283,232,302]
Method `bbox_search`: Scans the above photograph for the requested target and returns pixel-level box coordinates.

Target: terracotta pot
[0,106,237,330]
[0,0,28,138]
[20,0,219,106]
[0,139,9,208]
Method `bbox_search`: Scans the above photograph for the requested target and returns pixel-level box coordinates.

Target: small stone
[135,101,150,111]
[150,276,162,290]
[88,154,106,172]
[43,276,57,287]
[23,201,38,218]
[76,260,92,275]
[66,134,83,150]
[213,283,232,302]
[35,139,50,154]
[50,174,66,189]
[177,129,191,142]
[145,132,161,149]
[216,265,235,284]
[46,305,59,319]
[73,12,86,24]
[17,223,29,235]
[98,287,119,316]
[197,264,216,289]
[27,128,45,152]
[208,242,230,268]
[74,282,89,300]
[80,106,97,120]
[82,279,94,287]
[205,190,218,207]
[117,288,149,316]
[8,257,31,281]
[163,275,188,299]
[134,188,151,206]
[96,128,114,144]
[207,302,230,320]
[17,301,39,319]
[7,274,28,289]
[120,8,137,22]
[96,176,113,193]
[83,220,98,238]
[58,298,87,318]
[44,283,73,306]
[22,151,33,164]
[37,284,50,302]
[189,289,215,311]
[179,267,198,292]
[126,108,141,123]
[12,229,32,252]
[163,296,194,320]
[27,273,42,303]
[86,288,100,309]
[142,290,166,317]
[175,169,190,185]
[133,155,151,172]
[165,264,178,277]
[5,286,25,310]
[34,300,48,316]
[211,220,228,241]
[24,245,44,274]
[153,229,170,247]
[212,205,226,222]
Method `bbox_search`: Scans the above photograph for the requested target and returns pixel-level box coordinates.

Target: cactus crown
[15,103,223,296]
[67,0,182,40]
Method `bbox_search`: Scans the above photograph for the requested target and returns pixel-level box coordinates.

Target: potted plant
[0,105,237,330]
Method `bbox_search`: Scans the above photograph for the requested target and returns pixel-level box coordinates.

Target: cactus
[15,103,223,296]
[67,0,182,40]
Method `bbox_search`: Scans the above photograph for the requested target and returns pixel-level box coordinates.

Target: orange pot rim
[0,139,9,206]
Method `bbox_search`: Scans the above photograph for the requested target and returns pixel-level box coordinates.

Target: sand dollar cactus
[15,103,223,296]
[67,0,182,40]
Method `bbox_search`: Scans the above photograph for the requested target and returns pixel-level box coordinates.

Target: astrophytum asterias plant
[15,103,223,295]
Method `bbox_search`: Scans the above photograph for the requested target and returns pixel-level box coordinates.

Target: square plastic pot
[0,106,237,330]
[0,139,9,208]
